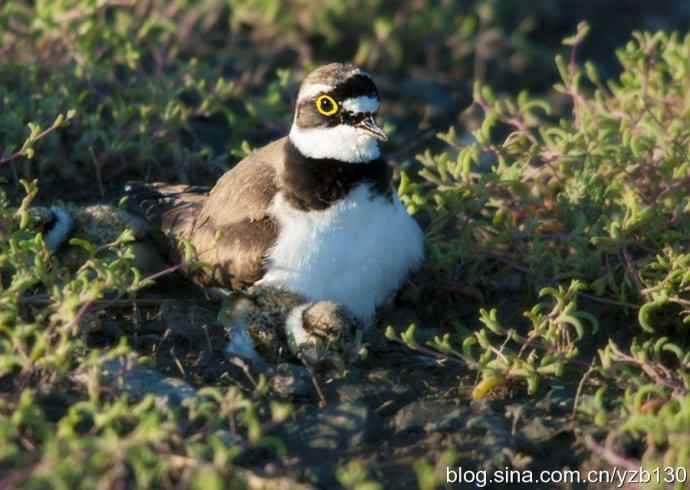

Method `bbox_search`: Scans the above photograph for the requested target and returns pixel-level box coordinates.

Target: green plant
[397,23,690,481]
[0,180,293,488]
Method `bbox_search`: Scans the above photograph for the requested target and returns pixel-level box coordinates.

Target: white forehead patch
[342,96,379,114]
[289,124,381,163]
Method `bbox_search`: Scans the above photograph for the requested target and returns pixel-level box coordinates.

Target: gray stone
[335,381,394,403]
[100,359,198,408]
[333,376,413,418]
[308,402,377,450]
[425,408,466,433]
[393,399,460,433]
[281,401,381,453]
[269,401,382,487]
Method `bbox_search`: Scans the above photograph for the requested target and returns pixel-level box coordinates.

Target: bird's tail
[123,182,209,228]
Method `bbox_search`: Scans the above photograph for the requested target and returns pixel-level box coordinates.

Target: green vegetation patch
[396,24,690,481]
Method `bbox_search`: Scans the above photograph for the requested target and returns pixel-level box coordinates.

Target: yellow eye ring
[315,94,339,116]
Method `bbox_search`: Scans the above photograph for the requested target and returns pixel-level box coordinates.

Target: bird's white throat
[289,124,381,163]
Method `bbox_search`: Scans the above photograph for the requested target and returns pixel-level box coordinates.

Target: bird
[20,203,167,273]
[125,62,425,325]
[219,285,360,370]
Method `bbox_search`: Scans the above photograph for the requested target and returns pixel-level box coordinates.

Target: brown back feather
[141,139,284,288]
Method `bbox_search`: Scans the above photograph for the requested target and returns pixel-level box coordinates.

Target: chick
[0,206,71,251]
[40,204,167,274]
[220,286,361,370]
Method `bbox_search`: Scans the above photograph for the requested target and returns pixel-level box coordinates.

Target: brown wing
[158,138,286,288]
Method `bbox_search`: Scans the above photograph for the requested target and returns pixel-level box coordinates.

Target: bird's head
[289,63,386,164]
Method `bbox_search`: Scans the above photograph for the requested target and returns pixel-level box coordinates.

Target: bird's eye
[315,94,339,116]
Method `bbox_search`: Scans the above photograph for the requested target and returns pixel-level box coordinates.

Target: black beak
[356,114,388,141]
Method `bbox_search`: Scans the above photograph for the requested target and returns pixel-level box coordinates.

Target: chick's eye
[315,94,339,116]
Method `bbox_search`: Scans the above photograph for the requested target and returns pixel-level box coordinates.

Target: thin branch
[571,361,597,419]
[583,435,641,473]
[64,262,186,330]
[579,293,638,310]
[18,295,177,308]
[297,352,327,408]
[0,123,65,167]
[608,344,687,398]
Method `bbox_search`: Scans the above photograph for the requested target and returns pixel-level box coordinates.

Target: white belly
[258,184,424,323]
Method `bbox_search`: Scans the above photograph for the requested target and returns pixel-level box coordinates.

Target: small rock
[274,401,382,487]
[280,401,381,453]
[332,376,412,417]
[393,399,459,433]
[308,402,378,450]
[99,359,198,408]
[334,381,390,403]
[464,408,532,469]
[426,408,466,433]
